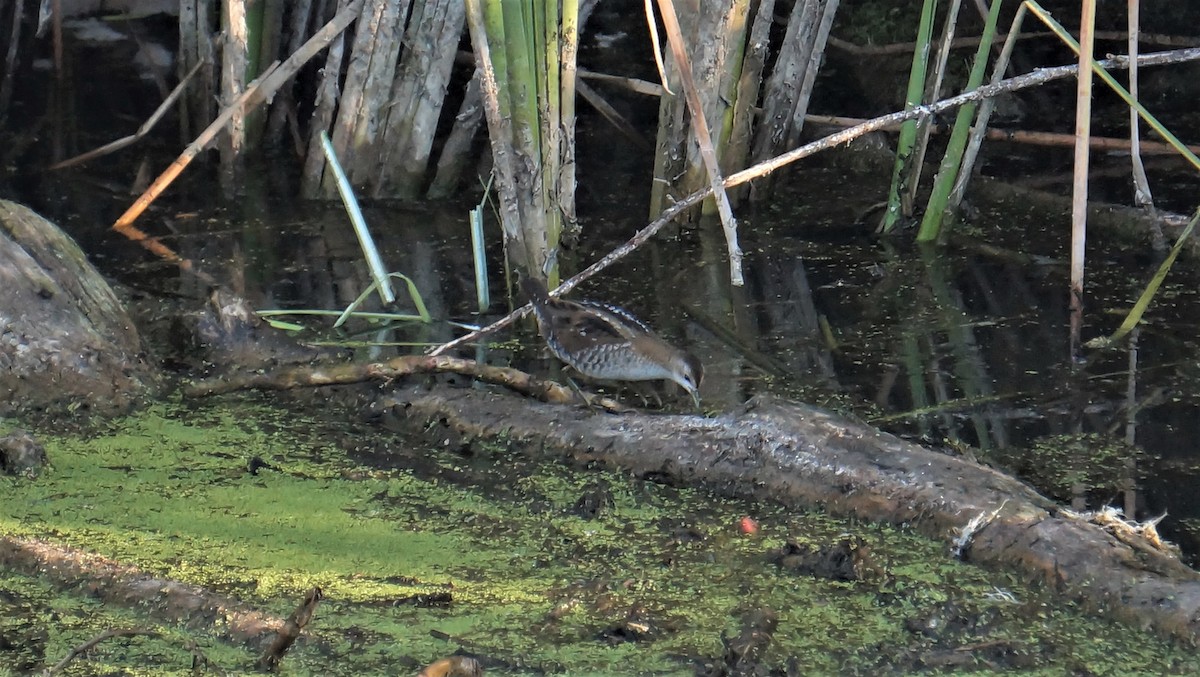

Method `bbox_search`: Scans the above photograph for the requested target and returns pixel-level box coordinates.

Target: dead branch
[258,587,324,671]
[42,629,159,676]
[827,30,1200,57]
[182,353,628,412]
[805,113,1200,156]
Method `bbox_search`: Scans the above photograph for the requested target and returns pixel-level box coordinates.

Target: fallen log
[383,384,1200,645]
[0,537,285,649]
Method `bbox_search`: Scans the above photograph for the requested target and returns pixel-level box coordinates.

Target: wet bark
[0,200,157,416]
[383,384,1200,645]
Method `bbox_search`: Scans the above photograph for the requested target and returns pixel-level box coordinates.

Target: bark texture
[0,200,157,416]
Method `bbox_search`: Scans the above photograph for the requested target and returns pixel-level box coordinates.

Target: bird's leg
[620,381,664,409]
[563,374,600,410]
[558,368,624,412]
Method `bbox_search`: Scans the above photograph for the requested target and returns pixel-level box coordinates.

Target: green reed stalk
[916,0,1003,242]
[470,0,577,284]
[878,0,938,233]
[1087,209,1200,350]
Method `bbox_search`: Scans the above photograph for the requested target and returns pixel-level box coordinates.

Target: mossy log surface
[387,384,1200,644]
[0,200,157,415]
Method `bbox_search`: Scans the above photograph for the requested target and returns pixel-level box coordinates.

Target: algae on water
[2,397,1197,675]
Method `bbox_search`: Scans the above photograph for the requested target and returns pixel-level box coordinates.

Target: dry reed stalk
[427,68,484,199]
[952,3,1026,209]
[323,0,401,193]
[1069,0,1098,359]
[265,0,316,149]
[377,0,466,198]
[650,0,752,222]
[197,0,217,132]
[220,0,249,197]
[1125,0,1164,252]
[177,0,200,137]
[0,0,25,117]
[301,0,353,198]
[559,0,579,238]
[747,0,837,200]
[655,0,743,285]
[723,0,775,203]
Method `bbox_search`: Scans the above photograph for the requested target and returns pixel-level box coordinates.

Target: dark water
[5,10,1200,568]
[26,169,1198,565]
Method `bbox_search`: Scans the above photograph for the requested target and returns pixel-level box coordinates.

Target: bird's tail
[520,276,551,305]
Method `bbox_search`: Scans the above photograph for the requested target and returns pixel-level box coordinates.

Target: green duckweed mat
[1,396,1197,675]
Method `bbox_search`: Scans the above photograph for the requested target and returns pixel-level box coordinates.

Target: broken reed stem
[109,0,364,278]
[654,0,743,285]
[257,587,324,671]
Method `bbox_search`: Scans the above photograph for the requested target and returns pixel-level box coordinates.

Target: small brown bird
[522,277,703,407]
